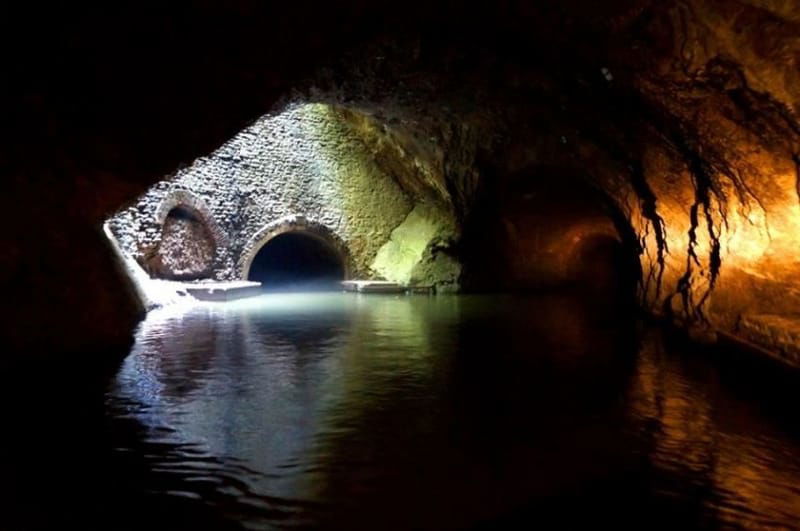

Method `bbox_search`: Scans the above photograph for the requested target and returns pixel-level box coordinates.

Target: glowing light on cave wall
[723,201,771,266]
[630,164,800,313]
[719,168,800,277]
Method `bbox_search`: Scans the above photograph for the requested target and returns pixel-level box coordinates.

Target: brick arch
[237,215,352,280]
[154,189,227,248]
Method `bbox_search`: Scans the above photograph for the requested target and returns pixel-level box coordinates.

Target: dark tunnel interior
[168,206,200,223]
[247,232,345,291]
[571,234,638,309]
[460,169,642,312]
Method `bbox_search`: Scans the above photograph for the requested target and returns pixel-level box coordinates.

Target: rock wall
[314,0,800,366]
[107,0,800,365]
[371,203,461,291]
[296,0,800,365]
[149,208,216,280]
[8,0,800,366]
[109,103,459,289]
[587,0,800,363]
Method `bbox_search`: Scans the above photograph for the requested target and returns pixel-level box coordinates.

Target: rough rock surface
[6,1,800,364]
[371,203,460,288]
[739,314,800,367]
[109,104,458,287]
[148,211,216,280]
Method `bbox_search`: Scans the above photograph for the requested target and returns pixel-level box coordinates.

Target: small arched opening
[246,231,345,292]
[149,205,216,280]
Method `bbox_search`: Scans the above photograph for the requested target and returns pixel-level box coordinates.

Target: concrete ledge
[342,280,405,293]
[341,280,435,294]
[737,313,800,368]
[184,280,263,301]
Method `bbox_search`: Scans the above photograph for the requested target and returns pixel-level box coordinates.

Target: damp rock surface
[5,1,800,359]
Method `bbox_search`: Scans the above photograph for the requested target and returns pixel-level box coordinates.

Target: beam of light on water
[101,293,800,529]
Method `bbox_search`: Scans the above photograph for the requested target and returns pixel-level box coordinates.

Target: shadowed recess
[149,205,216,281]
[571,233,639,312]
[247,232,345,291]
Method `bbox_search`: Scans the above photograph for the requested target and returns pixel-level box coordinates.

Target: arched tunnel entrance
[246,231,345,292]
[149,204,216,280]
[569,232,639,311]
[462,168,641,311]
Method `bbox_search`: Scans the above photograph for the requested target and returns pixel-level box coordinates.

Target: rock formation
[5,1,800,365]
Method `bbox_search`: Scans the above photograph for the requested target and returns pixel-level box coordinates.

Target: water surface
[8,293,800,529]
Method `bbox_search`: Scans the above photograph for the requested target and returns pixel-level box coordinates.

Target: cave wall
[105,0,800,364]
[1,3,403,358]
[327,0,800,365]
[150,208,217,280]
[457,169,630,295]
[109,103,459,289]
[6,0,800,364]
[597,0,800,363]
[299,0,800,365]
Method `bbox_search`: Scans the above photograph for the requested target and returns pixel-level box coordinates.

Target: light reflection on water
[104,293,800,529]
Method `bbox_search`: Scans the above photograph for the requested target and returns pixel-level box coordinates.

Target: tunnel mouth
[246,231,345,292]
[570,233,640,313]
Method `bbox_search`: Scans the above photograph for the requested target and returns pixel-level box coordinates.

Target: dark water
[6,293,800,529]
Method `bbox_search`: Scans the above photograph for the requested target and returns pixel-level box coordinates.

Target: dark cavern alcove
[247,232,345,291]
[460,168,641,309]
[570,233,637,306]
[148,205,217,280]
[5,1,800,529]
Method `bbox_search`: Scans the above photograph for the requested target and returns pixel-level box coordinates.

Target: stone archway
[238,215,352,286]
[153,190,226,246]
[461,167,642,306]
[146,190,225,280]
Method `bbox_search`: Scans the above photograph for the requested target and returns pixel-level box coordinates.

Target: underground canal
[6,2,800,529]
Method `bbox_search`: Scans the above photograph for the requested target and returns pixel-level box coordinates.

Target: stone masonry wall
[108,103,443,283]
[149,210,217,280]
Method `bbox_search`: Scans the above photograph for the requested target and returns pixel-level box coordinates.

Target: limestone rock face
[370,204,459,287]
